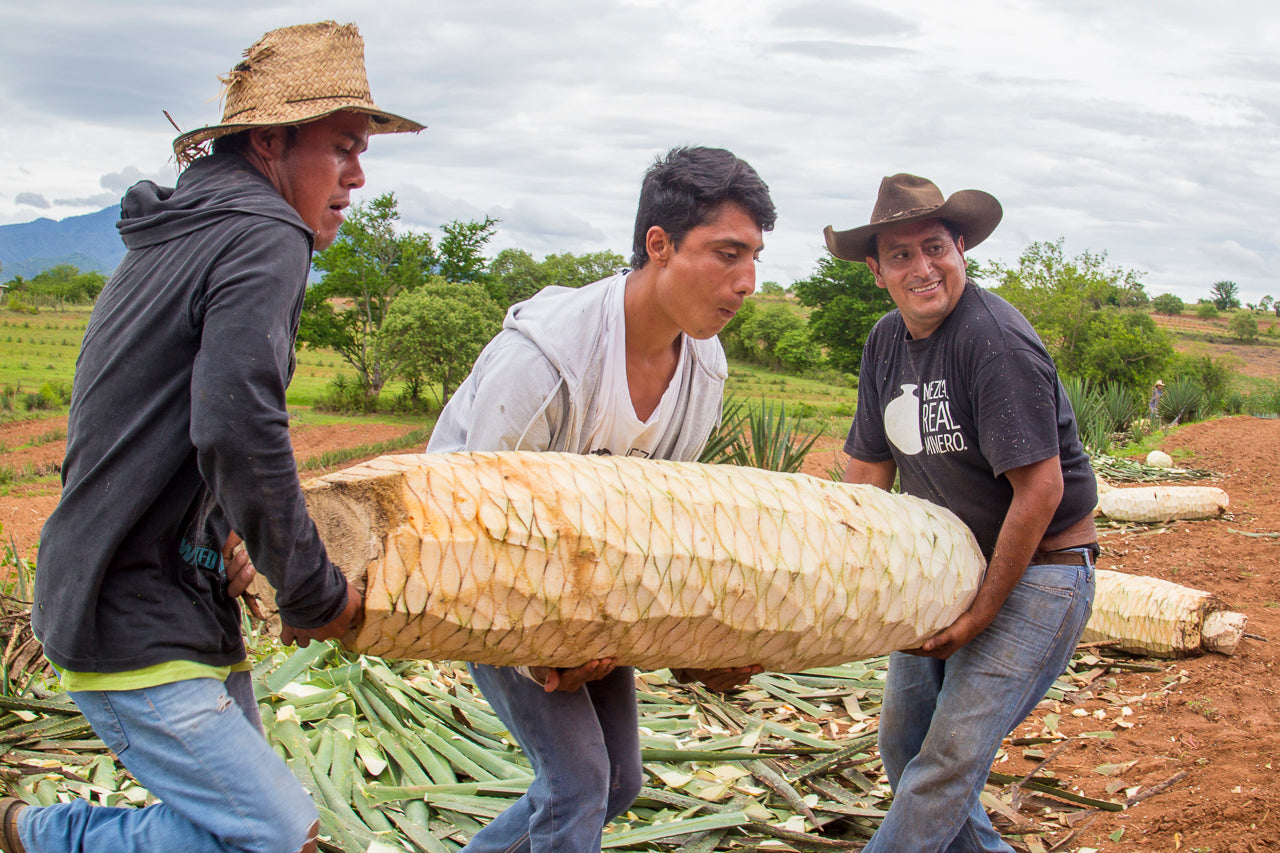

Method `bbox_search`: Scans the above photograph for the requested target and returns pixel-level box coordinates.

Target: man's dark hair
[630,147,776,270]
[212,126,299,157]
[867,218,964,263]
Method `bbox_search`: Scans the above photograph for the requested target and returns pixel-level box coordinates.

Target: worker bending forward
[428,146,775,853]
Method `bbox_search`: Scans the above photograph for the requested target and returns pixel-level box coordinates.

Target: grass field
[0,309,89,394]
[5,303,1278,438]
[724,363,857,438]
[0,307,418,421]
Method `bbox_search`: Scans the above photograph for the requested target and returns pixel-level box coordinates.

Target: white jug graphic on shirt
[885,384,924,455]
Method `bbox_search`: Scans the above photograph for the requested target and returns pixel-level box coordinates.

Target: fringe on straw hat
[172,21,424,166]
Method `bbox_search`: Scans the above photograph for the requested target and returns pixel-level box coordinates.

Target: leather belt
[1030,545,1098,567]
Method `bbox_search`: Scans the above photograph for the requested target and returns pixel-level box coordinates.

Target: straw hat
[173,21,424,165]
[824,173,1003,262]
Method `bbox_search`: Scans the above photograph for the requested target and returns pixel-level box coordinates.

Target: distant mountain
[0,206,124,280]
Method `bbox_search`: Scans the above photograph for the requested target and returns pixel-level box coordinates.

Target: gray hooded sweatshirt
[34,154,349,672]
[428,273,726,460]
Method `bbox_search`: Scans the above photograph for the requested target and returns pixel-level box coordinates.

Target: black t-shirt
[845,282,1096,559]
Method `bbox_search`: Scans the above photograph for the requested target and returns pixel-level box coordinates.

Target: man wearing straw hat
[5,21,423,853]
[827,174,1098,852]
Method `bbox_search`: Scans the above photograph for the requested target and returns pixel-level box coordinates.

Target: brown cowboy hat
[824,173,1003,262]
[173,21,425,166]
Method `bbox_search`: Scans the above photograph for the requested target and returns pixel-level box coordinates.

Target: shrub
[699,398,819,473]
[23,393,51,411]
[1158,376,1204,424]
[1100,382,1137,432]
[37,381,72,406]
[315,374,376,414]
[1151,293,1185,315]
[1195,301,1219,320]
[1061,376,1111,453]
[1246,381,1280,417]
[775,328,823,375]
[1167,352,1237,401]
[1228,311,1260,343]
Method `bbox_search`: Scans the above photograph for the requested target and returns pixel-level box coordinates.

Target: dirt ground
[4,409,1279,851]
[0,416,424,558]
[807,418,1280,852]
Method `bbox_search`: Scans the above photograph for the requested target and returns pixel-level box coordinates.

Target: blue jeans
[463,663,644,853]
[18,671,318,853]
[865,553,1096,853]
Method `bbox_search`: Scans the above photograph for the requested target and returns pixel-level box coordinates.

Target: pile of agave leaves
[1,570,1149,853]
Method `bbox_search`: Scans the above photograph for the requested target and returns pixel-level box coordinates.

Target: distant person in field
[9,22,422,853]
[427,146,775,853]
[829,173,1098,852]
[1148,378,1165,420]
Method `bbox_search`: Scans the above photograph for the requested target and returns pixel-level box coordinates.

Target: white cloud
[99,166,174,194]
[15,192,50,209]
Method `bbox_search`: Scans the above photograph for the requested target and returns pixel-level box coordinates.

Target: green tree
[989,239,1147,349]
[791,257,895,374]
[737,302,806,367]
[437,216,499,285]
[1168,352,1237,400]
[1229,310,1260,343]
[10,264,106,306]
[486,249,626,307]
[487,248,549,306]
[1067,310,1172,388]
[538,250,627,290]
[300,193,436,400]
[719,299,759,360]
[1195,300,1219,319]
[1151,293,1185,315]
[759,281,785,296]
[377,280,504,406]
[774,328,823,374]
[1210,280,1241,311]
[1260,295,1274,314]
[989,239,1169,387]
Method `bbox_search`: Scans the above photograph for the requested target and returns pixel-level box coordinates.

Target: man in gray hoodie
[5,22,422,853]
[427,146,776,853]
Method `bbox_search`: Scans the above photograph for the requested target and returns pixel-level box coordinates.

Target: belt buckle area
[1031,548,1089,567]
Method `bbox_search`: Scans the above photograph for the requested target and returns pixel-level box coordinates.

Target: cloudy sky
[3,0,1278,306]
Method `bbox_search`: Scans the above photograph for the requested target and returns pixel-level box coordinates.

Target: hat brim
[173,102,426,164]
[824,189,1003,263]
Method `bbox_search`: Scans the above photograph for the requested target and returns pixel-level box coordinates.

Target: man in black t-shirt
[824,174,1098,853]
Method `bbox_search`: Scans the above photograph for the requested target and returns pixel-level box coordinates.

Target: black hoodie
[34,153,349,672]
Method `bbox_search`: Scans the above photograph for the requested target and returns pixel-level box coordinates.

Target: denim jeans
[463,663,644,853]
[865,552,1096,853]
[19,671,317,853]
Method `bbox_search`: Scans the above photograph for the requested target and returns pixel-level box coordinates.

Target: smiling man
[7,22,422,853]
[826,174,1098,852]
[427,146,775,853]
